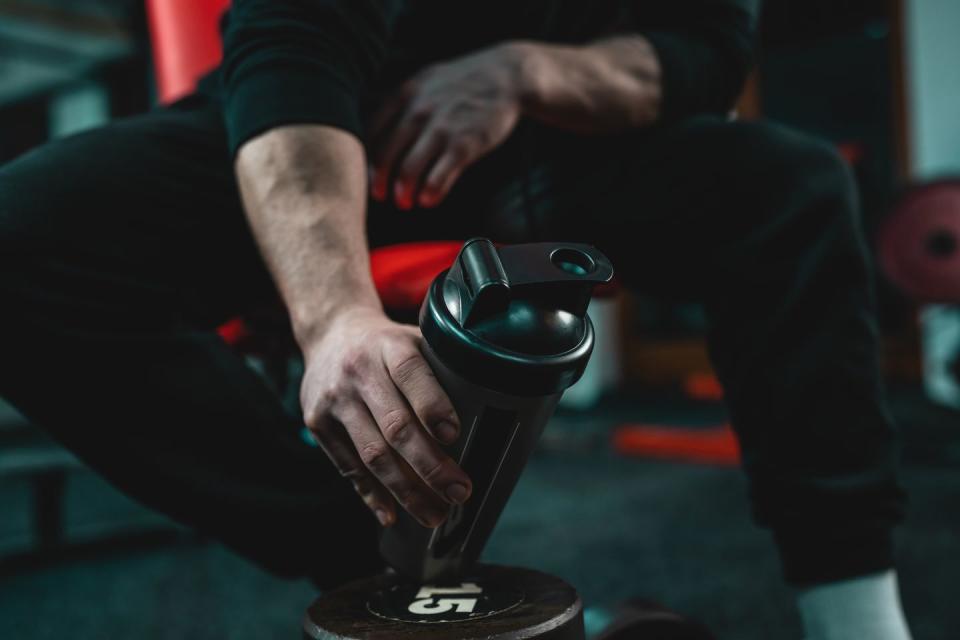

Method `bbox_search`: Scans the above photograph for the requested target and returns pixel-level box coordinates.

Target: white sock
[796,570,913,640]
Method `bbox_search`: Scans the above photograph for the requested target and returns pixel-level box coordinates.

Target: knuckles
[421,459,449,485]
[359,440,390,470]
[303,408,322,431]
[380,408,414,445]
[339,346,370,377]
[430,126,452,145]
[389,350,425,386]
[407,105,434,127]
[447,141,472,162]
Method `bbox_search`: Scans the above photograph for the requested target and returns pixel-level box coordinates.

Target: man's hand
[369,43,528,210]
[236,125,471,529]
[369,36,661,210]
[301,307,471,528]
[235,31,662,528]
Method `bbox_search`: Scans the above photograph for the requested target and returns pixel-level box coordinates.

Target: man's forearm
[235,124,380,350]
[514,36,662,133]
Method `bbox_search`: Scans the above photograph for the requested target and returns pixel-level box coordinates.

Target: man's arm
[236,125,473,529]
[226,1,473,528]
[371,0,757,208]
[627,0,758,120]
[517,0,757,131]
[513,36,664,134]
[220,0,403,154]
[234,126,377,347]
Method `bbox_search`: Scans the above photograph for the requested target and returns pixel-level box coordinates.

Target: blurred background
[1,0,959,638]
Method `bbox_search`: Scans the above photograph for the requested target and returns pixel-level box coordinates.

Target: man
[0,1,911,637]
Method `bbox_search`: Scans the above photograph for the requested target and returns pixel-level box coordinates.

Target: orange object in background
[612,423,741,467]
[683,372,724,402]
[146,0,230,104]
[836,141,865,166]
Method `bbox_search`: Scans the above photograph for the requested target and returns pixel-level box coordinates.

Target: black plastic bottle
[379,238,614,582]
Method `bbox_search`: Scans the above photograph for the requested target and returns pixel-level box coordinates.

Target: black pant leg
[0,98,381,586]
[521,116,905,586]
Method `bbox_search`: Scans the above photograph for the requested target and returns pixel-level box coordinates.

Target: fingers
[343,403,451,528]
[370,107,426,205]
[375,123,474,210]
[392,131,446,211]
[418,144,471,208]
[302,318,472,530]
[383,338,461,444]
[306,413,397,527]
[359,360,471,508]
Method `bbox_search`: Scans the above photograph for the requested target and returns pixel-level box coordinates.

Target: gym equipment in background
[305,239,612,639]
[878,179,960,410]
[877,179,960,304]
[612,422,741,467]
[590,599,716,640]
[919,306,960,411]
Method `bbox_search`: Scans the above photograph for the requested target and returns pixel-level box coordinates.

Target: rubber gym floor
[0,386,957,640]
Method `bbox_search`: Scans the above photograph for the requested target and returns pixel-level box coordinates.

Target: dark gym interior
[1,1,959,639]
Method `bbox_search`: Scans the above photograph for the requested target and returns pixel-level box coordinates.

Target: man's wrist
[502,36,662,132]
[291,293,383,355]
[496,41,553,118]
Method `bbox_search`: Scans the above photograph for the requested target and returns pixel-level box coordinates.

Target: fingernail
[375,508,392,527]
[445,483,469,504]
[394,183,411,210]
[436,421,459,443]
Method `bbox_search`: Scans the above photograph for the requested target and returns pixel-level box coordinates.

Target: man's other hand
[301,307,471,528]
[368,43,529,210]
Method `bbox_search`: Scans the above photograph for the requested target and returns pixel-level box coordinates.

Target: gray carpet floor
[0,388,957,639]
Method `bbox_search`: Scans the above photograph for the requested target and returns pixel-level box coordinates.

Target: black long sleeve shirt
[217,0,758,155]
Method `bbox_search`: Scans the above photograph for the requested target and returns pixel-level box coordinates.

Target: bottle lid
[419,238,614,396]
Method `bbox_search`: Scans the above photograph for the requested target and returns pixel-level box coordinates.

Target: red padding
[146,0,230,105]
[370,241,464,310]
[612,423,741,467]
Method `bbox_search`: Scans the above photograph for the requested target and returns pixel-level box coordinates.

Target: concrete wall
[905,0,960,179]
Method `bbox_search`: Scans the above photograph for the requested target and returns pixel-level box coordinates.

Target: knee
[0,144,84,278]
[734,121,857,214]
[708,121,863,248]
[0,154,47,262]
[0,154,70,312]
[0,172,24,278]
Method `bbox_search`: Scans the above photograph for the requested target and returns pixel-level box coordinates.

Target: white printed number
[407,583,483,615]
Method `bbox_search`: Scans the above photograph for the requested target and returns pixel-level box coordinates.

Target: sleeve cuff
[223,65,363,156]
[641,31,694,121]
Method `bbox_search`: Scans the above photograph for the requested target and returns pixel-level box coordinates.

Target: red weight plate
[877,180,960,303]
